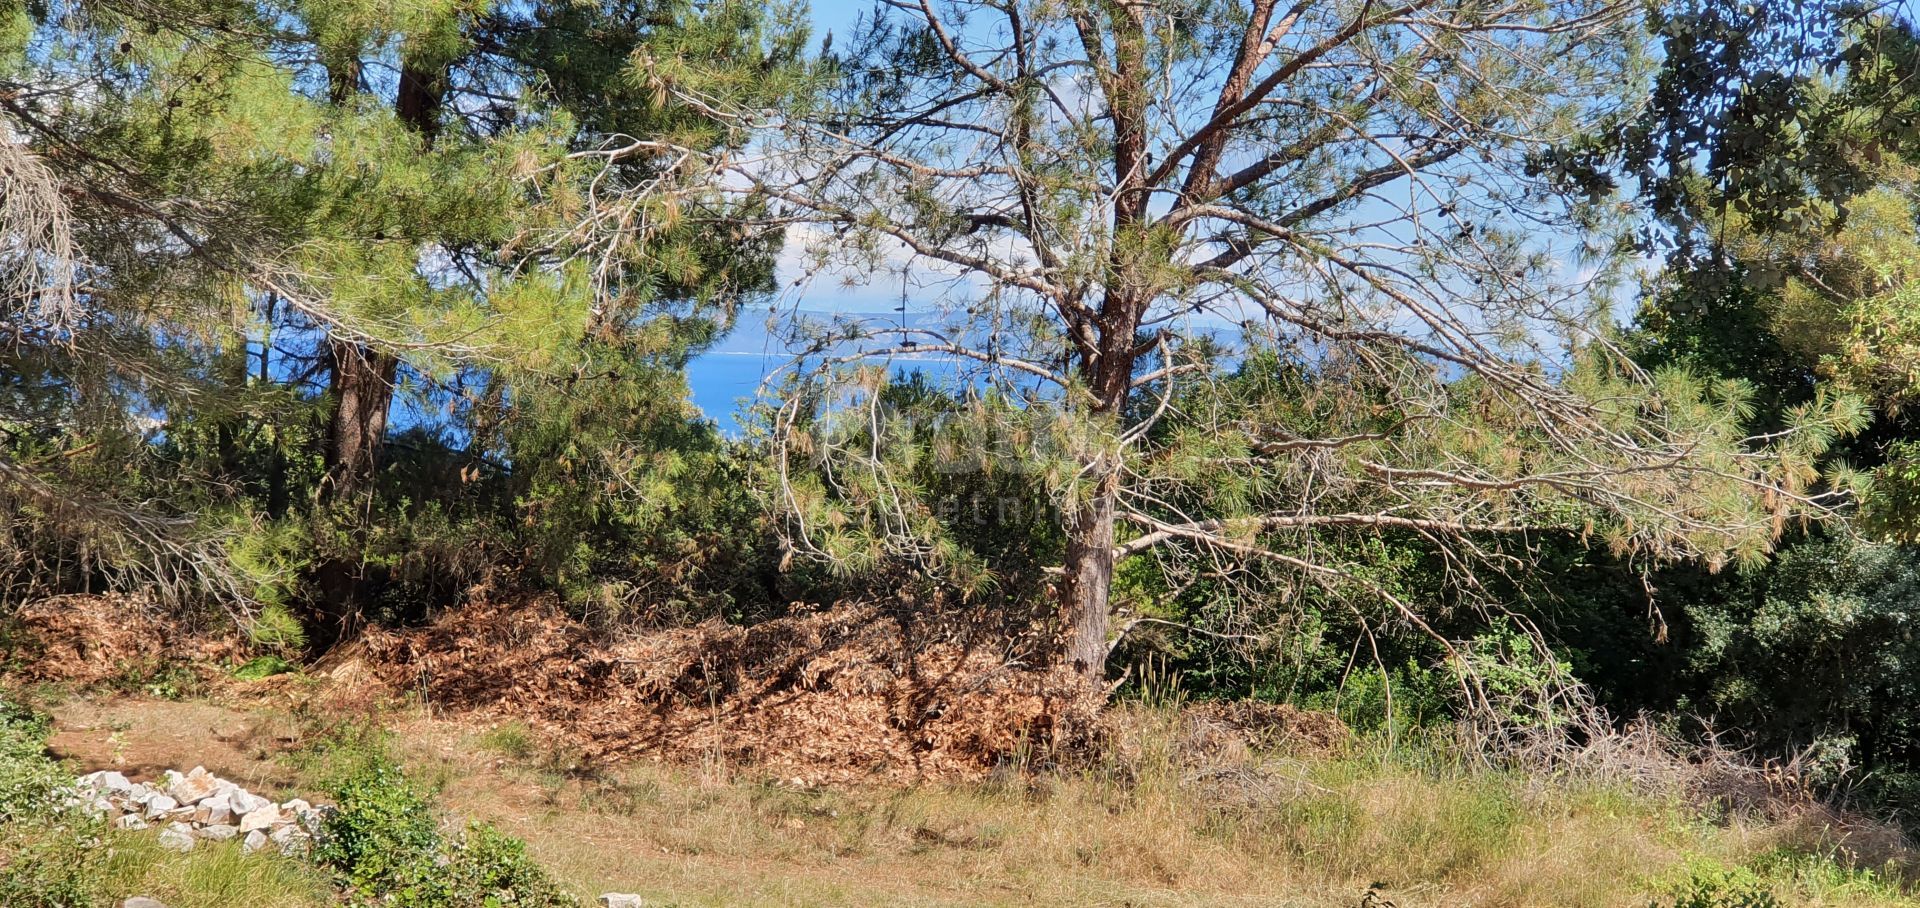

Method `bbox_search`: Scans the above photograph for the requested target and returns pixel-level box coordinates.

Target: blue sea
[688,350,979,434]
[686,351,784,433]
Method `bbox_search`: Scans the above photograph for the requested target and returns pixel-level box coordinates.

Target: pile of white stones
[70,766,326,856]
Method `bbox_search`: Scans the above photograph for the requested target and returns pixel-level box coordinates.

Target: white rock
[195,824,238,841]
[227,788,270,815]
[271,824,310,856]
[143,793,178,818]
[282,798,311,813]
[120,898,170,908]
[163,806,196,823]
[242,829,268,853]
[156,825,195,853]
[238,804,281,833]
[202,799,235,826]
[166,766,224,806]
[599,895,646,908]
[86,771,132,793]
[126,783,153,802]
[112,814,148,830]
[295,806,327,833]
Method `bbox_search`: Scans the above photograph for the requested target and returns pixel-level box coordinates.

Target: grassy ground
[19,687,1917,908]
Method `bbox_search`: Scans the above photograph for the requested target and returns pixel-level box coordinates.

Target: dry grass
[27,693,1920,908]
[403,706,1918,908]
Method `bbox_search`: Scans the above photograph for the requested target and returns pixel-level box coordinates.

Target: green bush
[1654,861,1781,908]
[0,697,69,821]
[316,749,576,907]
[314,758,442,899]
[0,821,105,908]
[434,821,578,908]
[0,697,106,907]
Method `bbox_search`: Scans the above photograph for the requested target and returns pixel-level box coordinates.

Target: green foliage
[316,744,576,907]
[233,654,298,680]
[229,520,314,619]
[316,757,443,900]
[0,697,105,908]
[1652,860,1780,908]
[0,0,803,630]
[1451,621,1579,729]
[247,604,310,658]
[432,821,578,908]
[0,819,105,908]
[1859,440,1920,542]
[109,659,204,702]
[0,697,67,823]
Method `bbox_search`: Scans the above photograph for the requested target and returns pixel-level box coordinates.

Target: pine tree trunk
[318,56,437,501]
[1056,294,1138,684]
[321,339,397,500]
[1060,474,1118,682]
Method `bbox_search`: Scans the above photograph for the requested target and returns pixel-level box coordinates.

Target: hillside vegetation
[2,678,1916,908]
[7,0,1920,904]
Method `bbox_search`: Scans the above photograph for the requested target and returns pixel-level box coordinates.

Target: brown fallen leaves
[355,596,1102,783]
[10,592,1351,785]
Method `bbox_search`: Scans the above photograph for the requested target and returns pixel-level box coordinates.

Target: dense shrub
[0,697,68,821]
[314,759,442,899]
[317,748,576,907]
[0,697,106,908]
[1655,861,1782,908]
[0,821,104,908]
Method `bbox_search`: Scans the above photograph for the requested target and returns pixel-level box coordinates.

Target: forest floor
[7,594,1919,907]
[21,684,1920,908]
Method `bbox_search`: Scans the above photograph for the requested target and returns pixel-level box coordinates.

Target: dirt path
[45,696,308,799]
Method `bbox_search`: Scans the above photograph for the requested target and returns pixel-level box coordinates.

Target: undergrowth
[0,695,575,908]
[438,702,1920,908]
[318,754,575,907]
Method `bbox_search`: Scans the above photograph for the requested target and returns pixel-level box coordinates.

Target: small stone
[242,829,268,853]
[238,804,281,833]
[126,783,153,802]
[112,814,148,831]
[598,895,645,908]
[164,806,196,823]
[157,825,195,853]
[120,898,170,908]
[270,824,310,857]
[143,793,179,818]
[227,789,270,815]
[88,771,132,794]
[167,766,224,806]
[296,805,330,833]
[203,799,235,826]
[282,798,311,813]
[195,824,239,841]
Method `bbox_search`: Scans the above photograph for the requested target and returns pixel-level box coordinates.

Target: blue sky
[807,0,869,47]
[687,0,1657,429]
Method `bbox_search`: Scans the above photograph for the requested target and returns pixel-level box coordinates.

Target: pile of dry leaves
[8,593,1350,784]
[353,596,1102,782]
[6,594,239,685]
